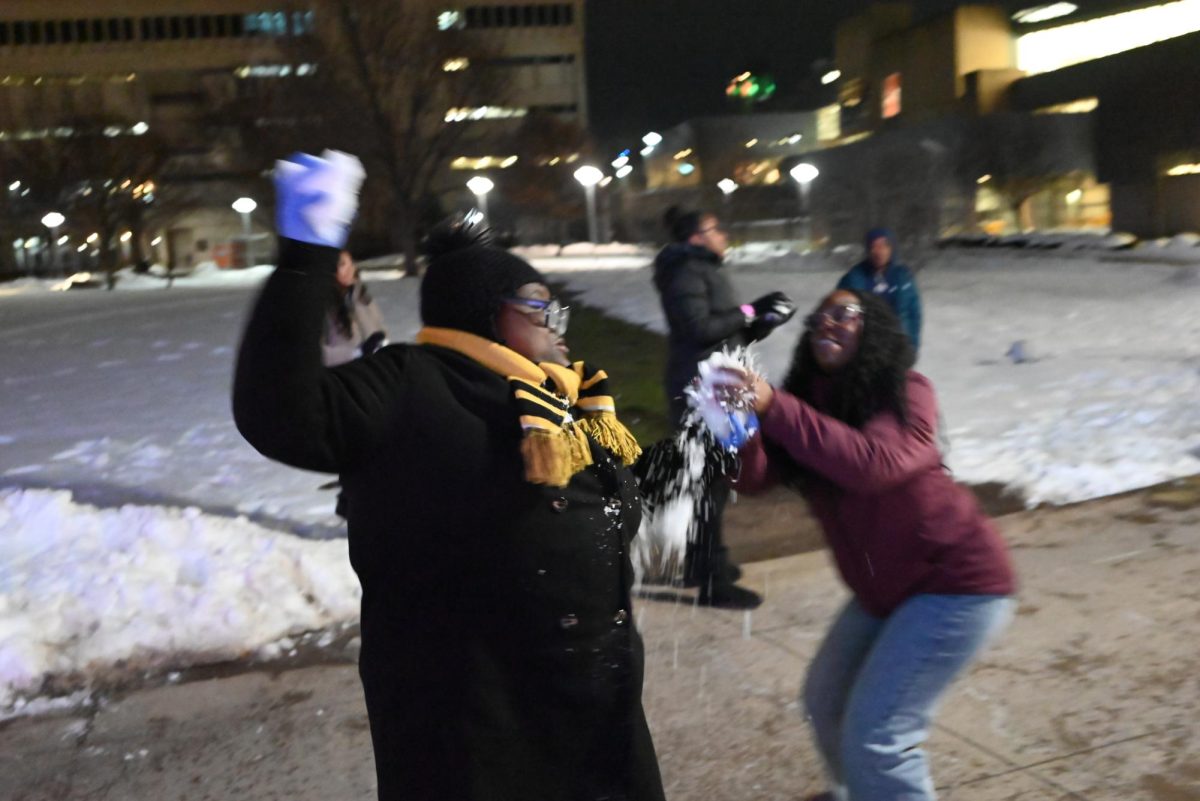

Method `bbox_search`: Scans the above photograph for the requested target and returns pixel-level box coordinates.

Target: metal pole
[585,185,598,244]
[479,193,490,225]
[800,181,812,248]
[241,211,252,266]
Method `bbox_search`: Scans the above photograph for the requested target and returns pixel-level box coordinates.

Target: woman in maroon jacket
[734,289,1016,801]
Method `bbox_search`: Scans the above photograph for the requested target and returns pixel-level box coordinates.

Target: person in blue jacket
[836,228,922,353]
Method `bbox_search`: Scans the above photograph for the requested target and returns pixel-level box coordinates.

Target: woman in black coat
[233,151,664,801]
[651,206,795,607]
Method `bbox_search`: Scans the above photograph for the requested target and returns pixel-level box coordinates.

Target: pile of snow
[0,489,360,714]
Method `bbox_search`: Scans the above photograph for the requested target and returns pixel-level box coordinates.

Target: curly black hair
[781,289,915,429]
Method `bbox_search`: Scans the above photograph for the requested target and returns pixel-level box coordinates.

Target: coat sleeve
[757,374,942,494]
[730,434,780,495]
[232,238,407,474]
[662,265,748,348]
[898,268,922,352]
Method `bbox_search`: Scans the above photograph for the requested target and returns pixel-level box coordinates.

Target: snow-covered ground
[1,247,1198,712]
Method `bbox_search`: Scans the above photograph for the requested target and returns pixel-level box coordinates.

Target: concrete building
[0,0,588,275]
[622,1,1200,245]
[826,0,1200,238]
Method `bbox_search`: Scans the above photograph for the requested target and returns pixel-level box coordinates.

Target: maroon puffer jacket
[736,371,1015,616]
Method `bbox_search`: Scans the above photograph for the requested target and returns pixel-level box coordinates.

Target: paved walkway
[3,479,1199,800]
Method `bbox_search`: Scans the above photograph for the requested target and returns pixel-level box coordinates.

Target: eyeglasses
[504,297,571,336]
[805,303,864,331]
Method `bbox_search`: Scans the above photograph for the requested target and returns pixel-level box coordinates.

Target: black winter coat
[233,239,665,801]
[652,243,751,421]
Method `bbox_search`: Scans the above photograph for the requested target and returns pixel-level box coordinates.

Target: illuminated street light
[232,197,257,267]
[573,166,605,243]
[642,132,662,147]
[615,165,633,179]
[466,175,495,222]
[821,69,842,85]
[41,212,66,274]
[717,179,738,195]
[789,163,820,247]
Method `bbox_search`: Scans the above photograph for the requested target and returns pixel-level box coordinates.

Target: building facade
[0,0,588,275]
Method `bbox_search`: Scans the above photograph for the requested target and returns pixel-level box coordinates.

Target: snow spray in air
[632,348,760,584]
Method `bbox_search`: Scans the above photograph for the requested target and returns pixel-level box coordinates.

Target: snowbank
[0,489,360,713]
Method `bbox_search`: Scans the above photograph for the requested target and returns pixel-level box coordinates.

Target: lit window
[881,73,902,119]
[1165,163,1200,176]
[438,11,462,30]
[1012,3,1078,24]
[817,103,841,141]
[444,106,528,122]
[1034,97,1098,114]
[1017,0,1200,75]
[449,155,521,170]
[443,58,470,72]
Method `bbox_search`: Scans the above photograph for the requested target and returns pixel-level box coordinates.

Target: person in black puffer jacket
[234,151,664,801]
[651,206,796,608]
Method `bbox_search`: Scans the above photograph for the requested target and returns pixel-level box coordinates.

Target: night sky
[585,0,1134,148]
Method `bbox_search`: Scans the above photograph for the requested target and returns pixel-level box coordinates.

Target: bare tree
[505,112,592,243]
[234,0,508,275]
[1,119,169,285]
[972,113,1094,231]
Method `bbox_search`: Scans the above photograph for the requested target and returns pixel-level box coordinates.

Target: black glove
[746,292,796,341]
[360,331,388,357]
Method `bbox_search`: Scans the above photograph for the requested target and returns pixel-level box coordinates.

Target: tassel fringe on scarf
[416,327,641,486]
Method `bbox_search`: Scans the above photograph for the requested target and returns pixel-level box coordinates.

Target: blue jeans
[802,594,1015,801]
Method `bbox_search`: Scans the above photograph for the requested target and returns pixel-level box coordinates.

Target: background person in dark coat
[652,206,795,608]
[732,289,1015,801]
[836,227,922,353]
[233,151,664,801]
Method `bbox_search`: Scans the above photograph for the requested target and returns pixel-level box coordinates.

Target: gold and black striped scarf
[416,327,641,486]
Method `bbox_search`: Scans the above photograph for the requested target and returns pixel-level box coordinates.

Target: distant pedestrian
[322,250,388,366]
[652,206,795,608]
[731,289,1015,801]
[837,227,922,353]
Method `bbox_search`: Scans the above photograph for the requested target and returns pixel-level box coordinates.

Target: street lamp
[232,197,257,267]
[41,211,65,274]
[465,175,495,223]
[789,163,819,247]
[717,178,738,219]
[573,166,604,244]
[642,131,662,148]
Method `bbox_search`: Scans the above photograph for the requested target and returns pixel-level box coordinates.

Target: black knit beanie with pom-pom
[419,215,546,340]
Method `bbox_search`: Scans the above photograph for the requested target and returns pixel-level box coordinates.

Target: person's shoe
[697,583,762,609]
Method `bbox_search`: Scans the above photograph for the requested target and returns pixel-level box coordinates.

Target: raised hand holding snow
[274,150,365,248]
[685,350,760,449]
